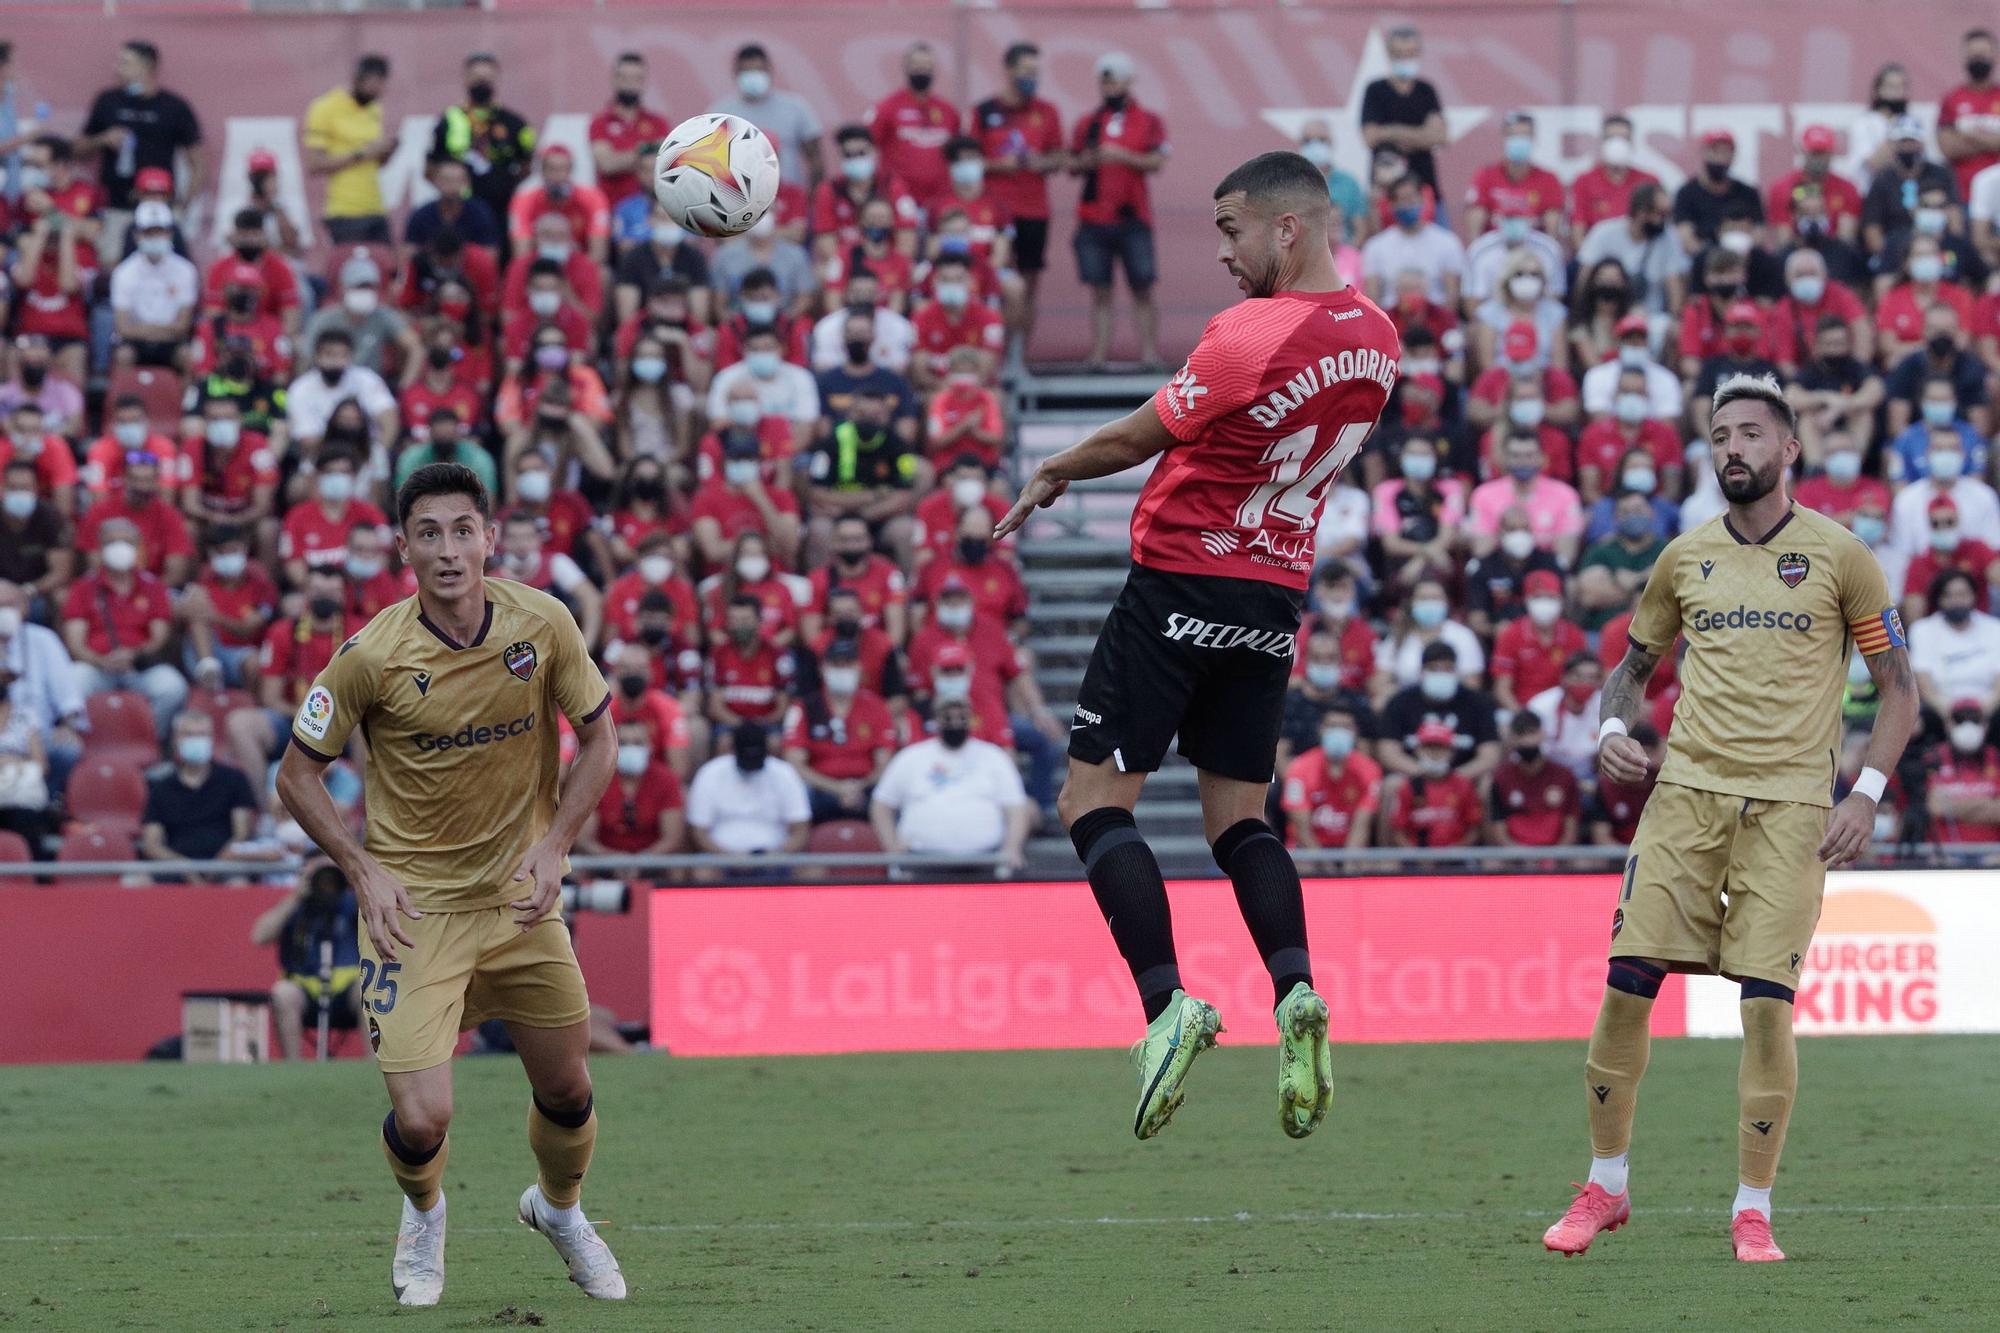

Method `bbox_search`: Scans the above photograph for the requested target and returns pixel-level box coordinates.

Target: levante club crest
[1776,552,1809,589]
[504,640,538,681]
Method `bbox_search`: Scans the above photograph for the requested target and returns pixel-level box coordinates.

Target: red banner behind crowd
[0,2,1990,357]
[648,875,1683,1055]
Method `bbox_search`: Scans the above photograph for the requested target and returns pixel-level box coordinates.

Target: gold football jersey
[1627,503,1901,808]
[293,578,611,910]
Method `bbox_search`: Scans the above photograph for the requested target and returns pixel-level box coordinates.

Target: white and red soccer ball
[652,112,781,238]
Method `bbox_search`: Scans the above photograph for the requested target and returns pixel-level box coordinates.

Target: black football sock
[1070,806,1180,1022]
[1212,818,1312,1008]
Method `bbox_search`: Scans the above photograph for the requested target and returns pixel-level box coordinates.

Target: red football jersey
[781,690,898,780]
[197,566,279,648]
[260,615,349,708]
[1940,84,2000,198]
[281,499,388,570]
[1281,748,1382,848]
[1491,617,1588,703]
[866,89,962,206]
[1140,288,1399,589]
[1930,745,2000,842]
[1389,772,1482,848]
[705,639,792,721]
[592,764,686,853]
[807,556,908,631]
[1490,758,1580,846]
[181,431,279,516]
[587,104,673,207]
[61,571,171,657]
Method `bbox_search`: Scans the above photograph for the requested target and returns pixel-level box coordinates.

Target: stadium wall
[2,2,1993,358]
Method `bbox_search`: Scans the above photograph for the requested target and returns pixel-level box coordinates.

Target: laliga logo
[678,946,772,1039]
[1796,889,1938,1032]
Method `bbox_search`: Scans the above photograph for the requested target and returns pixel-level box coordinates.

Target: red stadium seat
[187,687,256,721]
[66,760,150,827]
[57,825,136,864]
[85,690,157,748]
[105,364,186,436]
[806,820,884,878]
[0,830,31,864]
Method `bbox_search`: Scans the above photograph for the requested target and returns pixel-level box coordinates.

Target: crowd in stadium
[3,25,2000,869]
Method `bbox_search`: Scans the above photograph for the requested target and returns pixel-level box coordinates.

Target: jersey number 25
[1234,421,1370,530]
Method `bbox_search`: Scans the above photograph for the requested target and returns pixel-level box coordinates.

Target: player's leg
[381,1063,454,1306]
[1546,784,1731,1254]
[1715,800,1827,1262]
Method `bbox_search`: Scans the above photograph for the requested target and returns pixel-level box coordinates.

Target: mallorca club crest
[1776,552,1810,589]
[503,640,538,682]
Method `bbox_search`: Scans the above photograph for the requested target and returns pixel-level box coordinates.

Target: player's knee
[389,1104,451,1153]
[1211,818,1280,875]
[1741,977,1796,1004]
[533,1069,593,1117]
[1607,956,1668,999]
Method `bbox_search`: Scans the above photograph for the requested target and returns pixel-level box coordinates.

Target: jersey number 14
[1234,421,1370,530]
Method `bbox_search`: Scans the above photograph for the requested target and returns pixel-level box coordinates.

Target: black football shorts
[1068,564,1305,783]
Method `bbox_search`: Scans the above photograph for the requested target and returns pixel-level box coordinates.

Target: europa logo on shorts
[1795,889,1938,1033]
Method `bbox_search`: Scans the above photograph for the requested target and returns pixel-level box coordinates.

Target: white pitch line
[3,1201,1996,1245]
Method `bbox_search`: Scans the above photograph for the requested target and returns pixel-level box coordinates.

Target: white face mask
[1825,451,1862,484]
[138,234,171,259]
[934,282,970,309]
[345,554,382,580]
[936,602,973,630]
[528,290,562,318]
[951,477,986,509]
[1320,726,1356,758]
[724,459,761,486]
[632,357,668,384]
[1910,255,1944,283]
[1411,599,1447,629]
[210,550,247,578]
[1718,230,1755,255]
[1615,392,1649,424]
[1420,669,1457,701]
[639,554,673,585]
[1622,467,1658,495]
[652,221,684,248]
[1526,596,1563,627]
[1618,344,1649,370]
[746,351,781,379]
[206,418,242,448]
[824,666,861,696]
[728,399,762,426]
[175,735,213,767]
[1507,274,1544,302]
[1508,398,1546,427]
[102,540,139,572]
[932,672,972,702]
[516,471,552,503]
[1500,529,1536,560]
[1931,450,1966,482]
[736,554,771,582]
[318,472,355,504]
[342,288,379,316]
[113,421,147,450]
[736,68,771,99]
[1401,452,1437,482]
[1305,663,1341,690]
[2,490,35,519]
[1952,721,1987,753]
[11,433,42,458]
[616,743,651,777]
[1600,136,1634,168]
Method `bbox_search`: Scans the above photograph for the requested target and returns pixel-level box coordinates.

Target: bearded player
[276,464,626,1305]
[996,151,1399,1140]
[1543,374,1917,1262]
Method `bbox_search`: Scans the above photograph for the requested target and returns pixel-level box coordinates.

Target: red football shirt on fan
[1902,541,2000,600]
[1070,100,1168,227]
[606,507,683,555]
[1792,474,1890,526]
[1930,744,2000,841]
[1280,748,1382,848]
[809,178,923,250]
[260,615,349,708]
[912,554,1027,625]
[196,565,278,648]
[693,421,798,486]
[1389,772,1482,847]
[1490,758,1580,845]
[972,95,1064,222]
[603,568,701,644]
[700,575,801,640]
[925,382,1004,469]
[1464,163,1565,227]
[0,435,78,497]
[712,312,813,370]
[928,192,1010,266]
[806,625,898,697]
[15,245,89,340]
[1468,363,1578,411]
[1765,169,1863,229]
[817,246,916,307]
[1573,419,1685,484]
[807,556,908,631]
[689,475,801,541]
[281,498,389,571]
[609,689,691,759]
[61,570,171,657]
[83,433,184,493]
[188,313,291,380]
[588,104,673,207]
[1875,282,1974,348]
[501,491,595,559]
[1290,611,1377,688]
[1142,287,1400,590]
[1568,165,1660,230]
[202,251,301,320]
[501,250,603,322]
[782,691,898,780]
[1478,422,1575,483]
[77,492,193,575]
[181,431,279,517]
[400,378,488,436]
[592,764,686,853]
[1766,284,1868,367]
[1598,608,1679,695]
[1676,298,1787,365]
[913,489,1008,564]
[1594,770,1656,844]
[1492,617,1588,704]
[904,620,1021,700]
[705,639,792,721]
[347,566,411,622]
[1939,83,2000,197]
[866,89,962,206]
[912,300,1005,377]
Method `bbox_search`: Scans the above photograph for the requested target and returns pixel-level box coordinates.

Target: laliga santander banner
[649,875,1689,1056]
[1685,872,2000,1037]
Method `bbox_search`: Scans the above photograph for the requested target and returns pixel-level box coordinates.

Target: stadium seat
[66,760,150,828]
[85,690,157,747]
[0,830,31,864]
[105,364,186,436]
[56,824,135,864]
[187,687,256,721]
[806,820,884,878]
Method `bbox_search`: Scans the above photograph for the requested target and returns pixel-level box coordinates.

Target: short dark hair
[1213,151,1331,220]
[1967,27,1995,44]
[123,40,160,69]
[944,134,983,161]
[1420,640,1457,667]
[427,405,460,427]
[835,124,874,150]
[397,462,491,529]
[1003,41,1039,69]
[742,322,780,344]
[735,43,769,66]
[3,458,35,478]
[1564,651,1600,675]
[527,258,564,282]
[727,593,762,616]
[741,266,778,292]
[1929,566,1979,610]
[317,445,363,473]
[37,134,72,165]
[112,393,146,415]
[1628,182,1664,215]
[356,54,389,80]
[616,50,646,67]
[464,51,498,70]
[232,207,265,232]
[315,327,355,352]
[1603,113,1633,134]
[1508,711,1543,738]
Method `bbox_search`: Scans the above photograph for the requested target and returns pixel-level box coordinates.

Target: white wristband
[1597,718,1629,744]
[1852,767,1888,803]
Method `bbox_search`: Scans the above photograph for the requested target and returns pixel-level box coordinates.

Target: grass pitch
[1,1035,1995,1330]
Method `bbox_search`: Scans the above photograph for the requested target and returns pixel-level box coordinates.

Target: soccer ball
[652,112,781,238]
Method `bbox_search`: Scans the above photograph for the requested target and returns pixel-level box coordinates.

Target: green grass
[1,1036,1996,1330]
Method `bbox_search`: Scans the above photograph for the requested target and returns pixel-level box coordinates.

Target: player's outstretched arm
[1595,641,1661,786]
[1819,646,1919,868]
[275,745,422,962]
[510,707,618,929]
[993,403,1177,539]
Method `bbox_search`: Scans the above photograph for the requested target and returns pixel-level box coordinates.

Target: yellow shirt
[1627,502,1902,808]
[292,578,611,910]
[303,86,385,219]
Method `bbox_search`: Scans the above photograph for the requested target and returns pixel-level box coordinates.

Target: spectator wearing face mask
[1461,507,1564,640]
[1673,127,1764,251]
[1899,498,2000,622]
[805,513,909,645]
[0,401,77,517]
[803,382,920,567]
[1886,312,1990,438]
[1377,639,1502,784]
[1463,110,1564,240]
[428,52,536,230]
[1524,651,1604,783]
[712,209,817,314]
[1280,119,1365,247]
[192,264,292,385]
[1280,623,1377,753]
[109,199,197,370]
[706,324,821,433]
[696,379,795,494]
[870,697,1028,870]
[1360,26,1445,194]
[1362,175,1464,308]
[614,202,710,325]
[1385,579,1484,692]
[1485,710,1580,848]
[686,720,811,857]
[1786,319,1885,463]
[714,268,813,371]
[1771,248,1872,375]
[175,525,273,689]
[908,252,1004,391]
[815,309,920,436]
[206,208,302,334]
[600,456,675,570]
[705,588,798,735]
[1886,376,1988,485]
[925,346,1005,472]
[1490,569,1586,713]
[811,271,917,371]
[1069,50,1169,368]
[278,447,387,586]
[588,51,671,211]
[1875,237,1974,368]
[811,125,921,267]
[1926,696,2000,841]
[782,635,898,824]
[60,517,186,732]
[1767,123,1864,248]
[1575,183,1686,320]
[1466,319,1576,435]
[1688,300,1784,438]
[503,449,610,569]
[577,717,687,860]
[1478,364,1576,483]
[498,341,616,483]
[1862,115,1958,260]
[1576,366,1683,505]
[1469,256,1567,378]
[78,40,200,254]
[0,460,73,609]
[1469,431,1583,566]
[284,330,398,456]
[1385,719,1483,848]
[804,585,904,702]
[702,532,802,639]
[903,595,1022,748]
[393,406,495,496]
[1464,205,1567,306]
[1575,488,1671,629]
[1674,248,1767,376]
[179,395,277,531]
[603,538,700,660]
[912,504,1026,632]
[140,711,259,862]
[691,431,803,571]
[501,237,599,361]
[714,44,824,190]
[0,333,86,440]
[1889,440,2000,566]
[340,525,407,622]
[1794,431,1891,527]
[1910,568,2000,717]
[912,453,1006,567]
[604,640,694,779]
[494,511,603,646]
[83,395,181,500]
[78,452,192,585]
[1280,702,1381,853]
[1568,114,1660,243]
[1372,435,1464,601]
[867,43,961,212]
[303,54,395,246]
[975,42,1067,333]
[300,253,421,384]
[405,155,503,258]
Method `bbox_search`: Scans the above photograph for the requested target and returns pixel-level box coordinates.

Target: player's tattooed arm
[1599,641,1662,731]
[1821,645,1919,868]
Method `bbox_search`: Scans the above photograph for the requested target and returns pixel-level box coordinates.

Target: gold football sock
[1738,997,1798,1189]
[1585,988,1655,1160]
[381,1113,448,1212]
[528,1095,597,1209]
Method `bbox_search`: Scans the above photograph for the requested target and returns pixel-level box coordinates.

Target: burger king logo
[1797,889,1937,1032]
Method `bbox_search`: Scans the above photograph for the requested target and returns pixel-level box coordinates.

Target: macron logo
[1199,530,1240,557]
